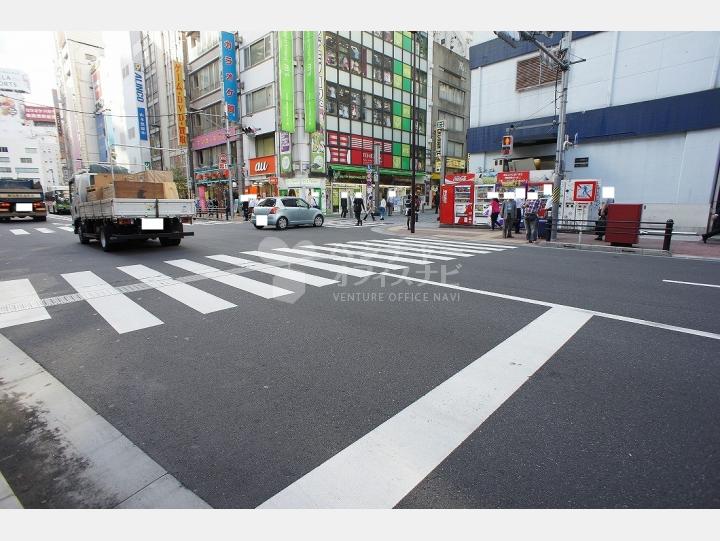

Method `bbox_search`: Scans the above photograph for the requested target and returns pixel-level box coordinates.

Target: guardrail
[544,218,675,250]
[195,206,231,220]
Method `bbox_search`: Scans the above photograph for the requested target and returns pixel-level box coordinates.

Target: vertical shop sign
[219,31,238,122]
[278,31,295,133]
[173,61,187,146]
[279,131,292,174]
[303,31,317,133]
[134,66,148,141]
[310,31,326,173]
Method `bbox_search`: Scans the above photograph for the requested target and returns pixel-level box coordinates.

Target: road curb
[0,471,22,509]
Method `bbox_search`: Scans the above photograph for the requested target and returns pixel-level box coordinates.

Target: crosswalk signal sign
[501,135,513,155]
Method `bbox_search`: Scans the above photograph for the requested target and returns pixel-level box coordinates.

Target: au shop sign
[249,155,276,176]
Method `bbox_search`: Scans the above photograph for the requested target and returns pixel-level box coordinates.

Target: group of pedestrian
[494,194,540,243]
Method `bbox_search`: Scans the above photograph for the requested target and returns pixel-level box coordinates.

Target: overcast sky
[0,31,57,106]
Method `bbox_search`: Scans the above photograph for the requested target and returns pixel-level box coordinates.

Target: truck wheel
[160,238,181,247]
[99,225,114,252]
[33,216,47,222]
[79,224,90,244]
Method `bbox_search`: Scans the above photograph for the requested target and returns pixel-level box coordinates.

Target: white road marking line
[403,238,507,252]
[259,307,592,509]
[381,272,720,341]
[273,247,408,271]
[117,264,236,314]
[242,251,375,278]
[165,259,293,299]
[34,228,55,234]
[0,279,51,330]
[384,239,492,255]
[207,254,338,287]
[61,271,163,334]
[415,236,518,250]
[0,471,22,508]
[56,226,75,232]
[351,239,476,258]
[299,245,433,265]
[340,241,455,261]
[0,335,210,509]
[9,229,29,235]
[662,279,720,289]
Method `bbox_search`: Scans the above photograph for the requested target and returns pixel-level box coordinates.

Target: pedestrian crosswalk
[4,223,74,236]
[322,218,394,228]
[0,237,517,334]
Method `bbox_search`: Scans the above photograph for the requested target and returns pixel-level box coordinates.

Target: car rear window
[258,198,276,207]
[281,198,297,207]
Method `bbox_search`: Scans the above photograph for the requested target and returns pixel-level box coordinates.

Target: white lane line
[414,237,518,250]
[165,259,293,299]
[61,271,163,334]
[242,251,375,278]
[260,307,592,509]
[117,264,236,314]
[0,279,51,330]
[381,272,720,341]
[0,334,210,509]
[206,254,338,287]
[9,229,29,235]
[339,242,455,261]
[384,239,492,255]
[34,228,55,234]
[403,238,506,252]
[299,245,433,265]
[662,279,720,289]
[272,247,408,271]
[56,226,75,232]
[351,239,476,258]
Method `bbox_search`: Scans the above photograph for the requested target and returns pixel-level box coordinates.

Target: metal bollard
[663,219,674,251]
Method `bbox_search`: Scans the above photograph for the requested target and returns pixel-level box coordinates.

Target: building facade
[467,31,720,232]
[0,69,63,191]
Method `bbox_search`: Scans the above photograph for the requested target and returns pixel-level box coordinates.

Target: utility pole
[410,30,417,234]
[225,107,235,219]
[181,31,195,199]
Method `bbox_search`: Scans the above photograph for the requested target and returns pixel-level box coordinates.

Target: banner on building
[279,131,292,174]
[134,66,148,141]
[278,31,295,133]
[303,31,317,133]
[173,61,188,146]
[219,31,238,122]
[310,31,326,174]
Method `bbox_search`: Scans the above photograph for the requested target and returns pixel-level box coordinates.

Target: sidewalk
[382,219,720,260]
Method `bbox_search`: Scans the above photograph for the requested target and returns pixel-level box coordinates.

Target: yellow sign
[173,61,187,147]
[446,158,466,170]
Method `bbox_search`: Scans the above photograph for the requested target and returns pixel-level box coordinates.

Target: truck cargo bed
[76,198,195,219]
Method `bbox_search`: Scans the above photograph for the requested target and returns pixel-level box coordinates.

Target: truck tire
[79,224,90,244]
[99,225,115,252]
[160,237,181,247]
[33,216,47,222]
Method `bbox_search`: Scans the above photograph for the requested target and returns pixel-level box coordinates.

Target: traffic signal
[501,135,513,155]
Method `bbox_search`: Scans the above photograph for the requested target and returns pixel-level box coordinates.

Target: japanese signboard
[134,66,148,141]
[303,31,317,133]
[249,155,277,176]
[278,31,295,133]
[311,31,326,173]
[219,31,238,122]
[279,131,292,174]
[23,106,55,123]
[173,61,188,146]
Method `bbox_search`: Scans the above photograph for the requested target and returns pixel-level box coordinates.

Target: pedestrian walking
[702,213,720,243]
[405,195,414,230]
[594,203,609,240]
[353,196,365,226]
[340,196,348,218]
[308,192,318,208]
[490,197,500,230]
[514,205,522,234]
[242,200,249,221]
[433,191,439,214]
[501,197,517,238]
[523,196,540,243]
[248,197,257,219]
[363,200,376,222]
[379,196,387,220]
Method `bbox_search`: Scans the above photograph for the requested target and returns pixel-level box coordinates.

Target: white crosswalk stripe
[34,228,55,234]
[401,238,505,252]
[339,242,456,261]
[62,271,163,334]
[165,259,293,299]
[272,247,408,271]
[408,237,518,250]
[242,251,375,278]
[207,255,339,287]
[117,264,236,314]
[323,218,393,228]
[382,238,492,255]
[9,229,30,235]
[0,279,51,329]
[297,245,433,265]
[56,226,75,232]
[347,239,476,258]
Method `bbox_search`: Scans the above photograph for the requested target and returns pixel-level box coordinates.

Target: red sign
[572,180,598,203]
[192,128,237,150]
[497,171,530,184]
[24,106,56,123]
[249,155,277,176]
[445,173,476,184]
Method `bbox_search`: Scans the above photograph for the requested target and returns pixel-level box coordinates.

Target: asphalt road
[1,214,718,508]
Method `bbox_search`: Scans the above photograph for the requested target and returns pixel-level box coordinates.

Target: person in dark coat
[702,213,719,243]
[340,197,348,218]
[242,200,249,221]
[353,196,365,226]
[594,203,609,240]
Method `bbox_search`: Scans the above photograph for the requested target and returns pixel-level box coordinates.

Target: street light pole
[410,31,417,234]
[225,106,235,220]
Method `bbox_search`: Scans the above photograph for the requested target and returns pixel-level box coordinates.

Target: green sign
[303,31,317,133]
[278,31,295,133]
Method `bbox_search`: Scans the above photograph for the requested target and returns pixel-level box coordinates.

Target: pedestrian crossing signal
[501,135,513,155]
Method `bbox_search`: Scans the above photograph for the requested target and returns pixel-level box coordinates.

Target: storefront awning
[330,164,420,178]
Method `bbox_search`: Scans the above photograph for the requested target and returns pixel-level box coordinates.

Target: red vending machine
[439,179,474,225]
[605,203,643,246]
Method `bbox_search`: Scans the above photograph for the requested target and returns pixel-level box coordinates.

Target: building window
[191,59,221,99]
[438,82,464,106]
[0,147,8,153]
[25,147,38,154]
[0,167,11,173]
[128,126,136,140]
[192,102,222,134]
[20,157,33,163]
[438,110,464,132]
[244,35,272,69]
[447,141,464,158]
[15,167,40,174]
[0,157,9,162]
[85,53,97,61]
[255,133,274,157]
[516,55,558,91]
[245,85,273,114]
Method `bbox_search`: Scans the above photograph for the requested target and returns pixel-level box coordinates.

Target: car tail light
[33,201,45,209]
[269,207,279,214]
[0,202,10,211]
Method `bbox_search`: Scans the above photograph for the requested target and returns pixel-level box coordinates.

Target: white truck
[70,169,195,251]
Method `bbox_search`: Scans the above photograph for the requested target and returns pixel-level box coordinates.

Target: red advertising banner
[191,128,238,150]
[248,155,277,176]
[445,173,476,184]
[24,106,56,123]
[496,171,530,185]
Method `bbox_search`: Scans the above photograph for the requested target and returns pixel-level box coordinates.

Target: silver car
[251,197,324,230]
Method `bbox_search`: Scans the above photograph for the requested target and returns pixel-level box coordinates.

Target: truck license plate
[141,218,164,230]
[16,203,33,212]
[255,215,268,226]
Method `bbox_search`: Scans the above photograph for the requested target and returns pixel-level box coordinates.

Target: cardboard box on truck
[162,182,179,199]
[102,180,166,199]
